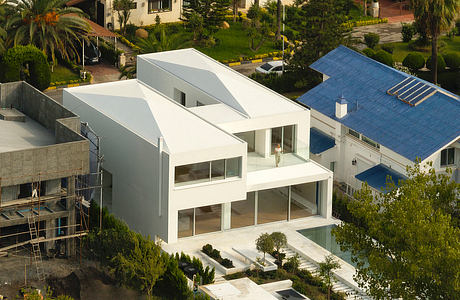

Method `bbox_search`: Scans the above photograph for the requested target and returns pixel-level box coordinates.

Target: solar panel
[387,76,437,106]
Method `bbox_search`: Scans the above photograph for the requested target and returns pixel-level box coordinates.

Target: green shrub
[210,249,221,260]
[362,48,375,58]
[373,50,393,66]
[98,40,122,65]
[202,244,213,256]
[221,258,234,268]
[426,55,446,72]
[381,44,394,54]
[0,45,50,91]
[156,257,193,300]
[443,53,460,70]
[401,23,416,42]
[364,33,380,49]
[283,254,300,273]
[456,19,460,36]
[402,52,425,71]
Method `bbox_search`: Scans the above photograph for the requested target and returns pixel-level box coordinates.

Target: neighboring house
[63,48,333,244]
[0,81,90,256]
[298,46,460,196]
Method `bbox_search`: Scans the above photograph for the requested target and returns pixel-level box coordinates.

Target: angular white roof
[65,80,242,154]
[188,103,247,125]
[138,48,306,118]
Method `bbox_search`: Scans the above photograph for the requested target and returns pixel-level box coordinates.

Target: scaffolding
[0,122,102,282]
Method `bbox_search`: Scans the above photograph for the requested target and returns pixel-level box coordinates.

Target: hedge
[426,55,446,72]
[0,45,50,91]
[402,52,425,72]
[364,33,380,49]
[373,50,393,66]
[443,52,460,70]
[362,48,375,58]
[342,18,388,30]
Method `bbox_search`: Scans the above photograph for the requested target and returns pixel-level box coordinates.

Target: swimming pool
[297,224,359,268]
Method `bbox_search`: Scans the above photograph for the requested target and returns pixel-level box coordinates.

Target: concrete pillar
[66,176,76,257]
[221,202,231,230]
[45,219,56,253]
[255,129,270,157]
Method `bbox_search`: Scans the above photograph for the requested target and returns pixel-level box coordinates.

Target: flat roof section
[0,116,55,153]
[138,49,306,118]
[200,278,278,300]
[65,80,243,154]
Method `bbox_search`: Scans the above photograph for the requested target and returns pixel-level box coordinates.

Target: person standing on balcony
[275,143,282,167]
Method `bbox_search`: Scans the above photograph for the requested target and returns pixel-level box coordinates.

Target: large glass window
[271,125,295,154]
[211,159,225,180]
[231,192,255,228]
[257,187,289,224]
[235,131,255,152]
[175,162,210,186]
[226,157,241,178]
[178,208,194,238]
[148,0,171,12]
[441,148,455,166]
[195,205,221,235]
[175,157,242,187]
[290,183,317,219]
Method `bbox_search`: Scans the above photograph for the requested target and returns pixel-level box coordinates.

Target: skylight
[387,76,437,106]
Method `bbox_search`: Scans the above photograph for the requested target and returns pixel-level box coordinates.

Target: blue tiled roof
[298,45,460,161]
[355,164,407,192]
[310,127,335,154]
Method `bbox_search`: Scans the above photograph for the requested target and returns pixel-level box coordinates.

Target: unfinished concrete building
[0,81,90,280]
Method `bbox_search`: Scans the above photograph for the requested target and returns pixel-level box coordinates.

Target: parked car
[255,60,284,75]
[77,41,101,64]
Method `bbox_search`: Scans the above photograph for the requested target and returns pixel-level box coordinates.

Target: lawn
[50,64,80,83]
[383,36,460,62]
[193,22,279,61]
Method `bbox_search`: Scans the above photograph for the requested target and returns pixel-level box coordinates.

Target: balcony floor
[247,152,307,172]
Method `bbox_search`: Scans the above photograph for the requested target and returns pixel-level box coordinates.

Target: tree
[270,231,287,263]
[231,0,238,22]
[245,4,273,52]
[113,0,135,34]
[333,163,460,299]
[182,0,230,39]
[288,0,351,75]
[409,0,460,84]
[255,232,274,264]
[0,0,7,54]
[187,12,204,41]
[318,255,340,300]
[275,0,281,40]
[112,235,166,299]
[7,0,90,63]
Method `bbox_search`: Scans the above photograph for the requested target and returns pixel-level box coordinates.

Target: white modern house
[298,46,460,196]
[63,48,332,244]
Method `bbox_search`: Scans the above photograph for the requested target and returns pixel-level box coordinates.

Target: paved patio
[162,216,360,290]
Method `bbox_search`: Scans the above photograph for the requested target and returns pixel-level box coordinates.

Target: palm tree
[0,0,7,54]
[7,0,90,62]
[410,0,460,84]
[275,0,281,40]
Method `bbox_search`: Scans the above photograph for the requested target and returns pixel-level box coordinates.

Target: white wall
[63,91,170,241]
[138,57,220,108]
[104,0,182,28]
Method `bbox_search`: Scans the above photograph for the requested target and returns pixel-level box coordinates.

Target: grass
[50,64,80,83]
[188,22,279,61]
[383,36,460,62]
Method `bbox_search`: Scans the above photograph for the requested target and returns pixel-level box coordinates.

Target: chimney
[335,95,348,119]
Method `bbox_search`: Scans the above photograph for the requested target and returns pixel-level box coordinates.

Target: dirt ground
[0,250,145,300]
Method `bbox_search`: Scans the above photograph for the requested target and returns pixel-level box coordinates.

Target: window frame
[147,0,172,13]
[440,148,455,167]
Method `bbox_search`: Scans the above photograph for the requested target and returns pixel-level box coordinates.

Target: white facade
[101,0,182,28]
[64,49,332,244]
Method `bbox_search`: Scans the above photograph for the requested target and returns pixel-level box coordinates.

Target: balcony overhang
[246,160,332,192]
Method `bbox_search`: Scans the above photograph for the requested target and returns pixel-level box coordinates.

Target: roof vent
[335,95,348,119]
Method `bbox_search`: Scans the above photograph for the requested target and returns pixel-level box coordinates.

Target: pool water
[297,224,360,268]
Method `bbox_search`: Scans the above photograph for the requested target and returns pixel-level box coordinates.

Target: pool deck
[162,216,361,291]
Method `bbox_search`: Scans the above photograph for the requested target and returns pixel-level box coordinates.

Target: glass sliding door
[178,208,194,238]
[195,204,222,235]
[271,125,295,154]
[231,192,255,229]
[290,183,317,219]
[235,131,256,152]
[257,187,289,224]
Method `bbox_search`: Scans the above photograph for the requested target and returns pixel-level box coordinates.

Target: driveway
[230,61,265,76]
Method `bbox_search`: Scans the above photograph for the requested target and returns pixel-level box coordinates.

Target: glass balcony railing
[247,140,309,172]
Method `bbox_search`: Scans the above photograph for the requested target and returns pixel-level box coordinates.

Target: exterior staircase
[282,247,372,300]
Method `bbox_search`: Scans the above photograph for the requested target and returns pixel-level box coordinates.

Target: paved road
[230,61,265,76]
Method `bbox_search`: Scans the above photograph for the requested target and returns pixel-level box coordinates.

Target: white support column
[254,191,258,225]
[320,177,333,219]
[221,202,231,230]
[287,186,291,221]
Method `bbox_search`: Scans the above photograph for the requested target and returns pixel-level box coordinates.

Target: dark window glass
[175,162,210,186]
[211,159,225,180]
[226,157,241,178]
[231,192,255,228]
[348,129,360,138]
[195,204,221,234]
[260,63,272,71]
[235,131,255,152]
[178,208,194,238]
